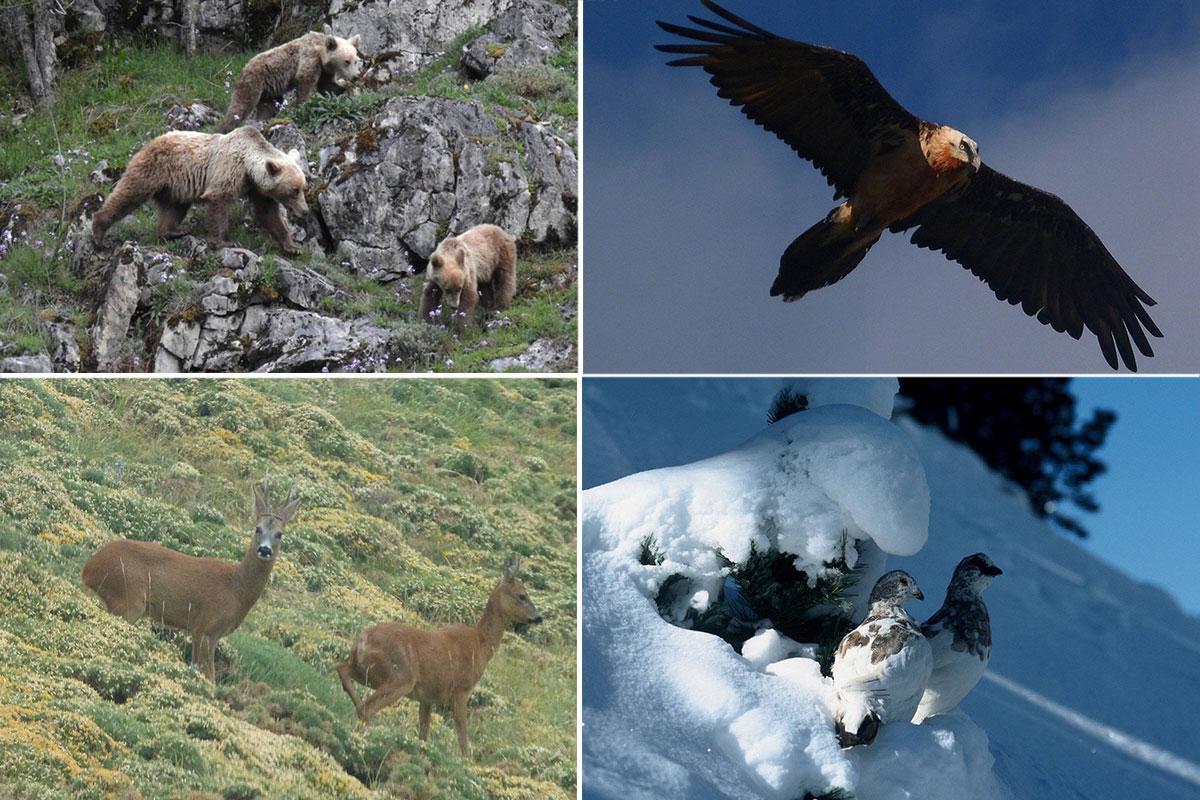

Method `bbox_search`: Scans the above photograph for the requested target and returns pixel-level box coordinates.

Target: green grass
[0,379,576,799]
[0,42,248,207]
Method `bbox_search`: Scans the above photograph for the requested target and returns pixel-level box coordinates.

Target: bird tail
[771,205,881,302]
[835,708,881,748]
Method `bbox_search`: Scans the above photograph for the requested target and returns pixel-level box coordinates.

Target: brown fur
[419,223,518,324]
[219,32,362,132]
[91,127,308,253]
[334,555,543,758]
[80,485,301,681]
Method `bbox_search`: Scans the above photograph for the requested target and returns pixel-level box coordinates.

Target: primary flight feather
[656,0,1162,371]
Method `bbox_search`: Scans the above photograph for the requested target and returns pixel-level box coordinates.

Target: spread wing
[656,0,921,200]
[893,165,1162,371]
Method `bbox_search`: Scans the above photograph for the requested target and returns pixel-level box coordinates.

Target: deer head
[251,483,301,562]
[496,555,544,625]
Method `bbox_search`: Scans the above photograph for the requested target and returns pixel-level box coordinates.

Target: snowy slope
[582,378,1200,800]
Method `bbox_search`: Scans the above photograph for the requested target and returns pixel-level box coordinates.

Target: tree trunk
[2,0,59,107]
[181,0,199,55]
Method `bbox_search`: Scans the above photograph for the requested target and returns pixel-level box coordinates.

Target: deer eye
[518,593,528,601]
[255,526,263,535]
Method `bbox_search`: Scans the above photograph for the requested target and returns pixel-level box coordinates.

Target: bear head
[321,34,362,88]
[428,238,469,308]
[254,148,309,218]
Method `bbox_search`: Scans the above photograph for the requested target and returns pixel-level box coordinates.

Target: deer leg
[356,676,414,723]
[192,627,218,681]
[335,660,364,712]
[451,692,471,759]
[418,702,432,741]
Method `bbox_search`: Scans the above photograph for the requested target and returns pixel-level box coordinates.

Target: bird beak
[971,153,981,172]
[984,564,1003,577]
[914,588,925,601]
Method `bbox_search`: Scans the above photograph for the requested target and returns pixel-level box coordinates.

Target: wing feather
[656,0,921,199]
[895,165,1161,371]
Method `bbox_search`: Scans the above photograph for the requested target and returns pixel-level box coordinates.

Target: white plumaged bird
[913,552,1003,723]
[832,570,932,747]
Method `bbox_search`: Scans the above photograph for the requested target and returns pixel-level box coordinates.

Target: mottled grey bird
[913,553,1003,723]
[832,570,932,747]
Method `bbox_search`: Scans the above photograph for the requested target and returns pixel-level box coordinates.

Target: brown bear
[219,32,363,133]
[91,127,308,254]
[419,224,518,322]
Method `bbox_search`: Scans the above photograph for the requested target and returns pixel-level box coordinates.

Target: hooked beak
[983,564,1003,577]
[913,588,925,601]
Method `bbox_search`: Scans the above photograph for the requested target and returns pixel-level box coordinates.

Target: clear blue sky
[582,1,1200,373]
[583,377,1200,614]
[1070,378,1200,614]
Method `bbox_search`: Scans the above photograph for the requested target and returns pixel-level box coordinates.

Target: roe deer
[335,554,544,758]
[81,483,300,681]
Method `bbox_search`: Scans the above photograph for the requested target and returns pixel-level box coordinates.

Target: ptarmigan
[913,552,1002,723]
[832,570,932,747]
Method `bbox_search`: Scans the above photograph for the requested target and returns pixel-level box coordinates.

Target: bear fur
[91,127,308,254]
[419,224,518,322]
[219,32,363,133]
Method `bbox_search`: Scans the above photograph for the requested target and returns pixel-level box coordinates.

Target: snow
[583,378,1200,800]
[583,379,999,800]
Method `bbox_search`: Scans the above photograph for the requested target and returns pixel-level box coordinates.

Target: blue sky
[582,1,1200,373]
[583,377,1200,614]
[1070,378,1200,614]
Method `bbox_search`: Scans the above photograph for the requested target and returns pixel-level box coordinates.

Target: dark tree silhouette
[899,379,1115,538]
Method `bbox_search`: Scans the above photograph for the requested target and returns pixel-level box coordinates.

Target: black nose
[531,613,544,624]
[257,545,273,558]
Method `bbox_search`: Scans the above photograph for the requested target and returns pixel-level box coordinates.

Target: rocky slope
[0,0,577,373]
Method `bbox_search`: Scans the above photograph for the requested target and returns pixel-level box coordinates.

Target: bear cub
[420,224,518,322]
[92,127,308,254]
[219,32,362,132]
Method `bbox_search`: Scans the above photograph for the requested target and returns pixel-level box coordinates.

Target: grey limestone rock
[461,0,571,78]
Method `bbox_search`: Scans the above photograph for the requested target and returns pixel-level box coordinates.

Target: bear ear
[265,160,282,178]
[349,34,361,48]
[325,36,338,51]
[286,148,302,166]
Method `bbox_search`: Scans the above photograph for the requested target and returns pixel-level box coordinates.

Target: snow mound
[583,390,1004,799]
[779,377,900,421]
[584,403,930,579]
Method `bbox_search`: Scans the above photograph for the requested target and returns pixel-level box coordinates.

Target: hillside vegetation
[0,378,577,799]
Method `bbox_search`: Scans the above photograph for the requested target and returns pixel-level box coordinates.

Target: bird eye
[959,141,968,151]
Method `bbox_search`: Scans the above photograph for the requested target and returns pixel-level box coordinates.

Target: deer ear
[253,484,270,516]
[278,494,302,525]
[502,555,520,580]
